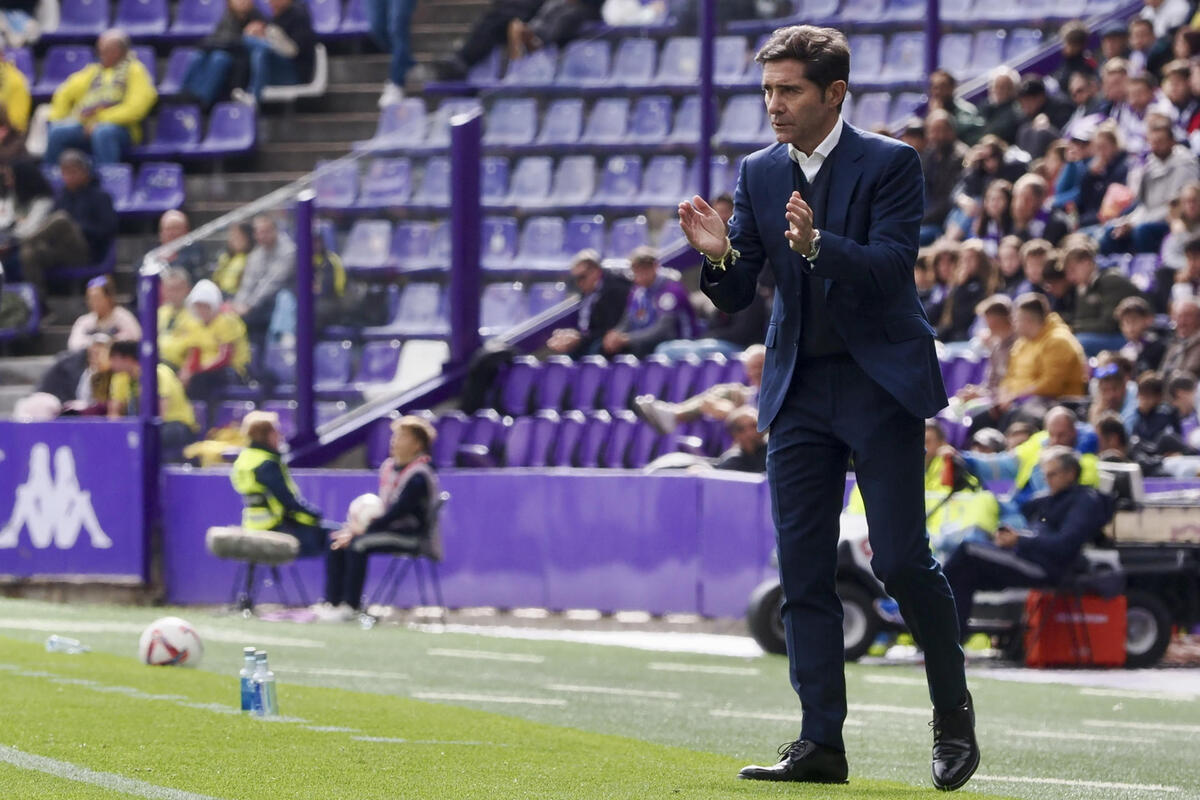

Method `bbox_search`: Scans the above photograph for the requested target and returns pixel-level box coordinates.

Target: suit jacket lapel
[764,143,802,285]
[824,122,865,238]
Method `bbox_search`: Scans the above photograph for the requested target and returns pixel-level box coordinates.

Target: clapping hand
[330,528,355,550]
[994,526,1019,549]
[784,191,815,255]
[678,195,729,261]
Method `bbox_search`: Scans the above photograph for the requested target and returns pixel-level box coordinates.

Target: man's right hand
[678,195,730,261]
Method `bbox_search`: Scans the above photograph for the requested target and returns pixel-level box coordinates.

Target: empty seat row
[752,0,1109,28]
[351,280,567,340]
[132,103,256,159]
[937,28,1049,81]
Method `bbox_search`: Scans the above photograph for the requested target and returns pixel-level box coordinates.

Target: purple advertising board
[0,420,147,580]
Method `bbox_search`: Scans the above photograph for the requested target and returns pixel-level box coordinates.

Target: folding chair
[365,491,449,621]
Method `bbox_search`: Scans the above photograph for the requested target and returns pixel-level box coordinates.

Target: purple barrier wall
[0,420,146,579]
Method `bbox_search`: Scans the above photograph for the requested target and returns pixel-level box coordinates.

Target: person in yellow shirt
[211,222,253,297]
[1001,292,1088,402]
[158,267,200,369]
[181,279,250,432]
[107,340,198,462]
[45,28,158,165]
[0,53,31,134]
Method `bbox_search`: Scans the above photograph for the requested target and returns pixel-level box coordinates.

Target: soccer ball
[347,493,385,534]
[138,617,203,667]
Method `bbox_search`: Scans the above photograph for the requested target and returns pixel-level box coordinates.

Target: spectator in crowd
[368,0,417,107]
[939,239,996,343]
[1128,18,1156,76]
[1099,57,1132,119]
[946,135,1027,240]
[1116,295,1168,374]
[972,179,1012,249]
[601,246,693,357]
[971,428,1007,454]
[1011,174,1070,244]
[926,69,983,145]
[1015,77,1074,157]
[107,339,198,461]
[1160,181,1200,271]
[920,110,969,244]
[1140,0,1191,40]
[1087,361,1129,427]
[1042,259,1075,316]
[1051,21,1099,90]
[0,158,53,273]
[67,275,140,351]
[1173,235,1200,304]
[1167,371,1197,433]
[1076,122,1129,229]
[995,235,1024,294]
[1154,59,1196,142]
[212,221,254,297]
[320,415,440,620]
[150,210,208,283]
[180,0,265,110]
[1161,296,1200,376]
[1096,411,1132,460]
[231,213,296,360]
[1002,292,1088,402]
[1061,235,1141,354]
[1129,372,1181,444]
[633,344,764,435]
[231,0,316,107]
[980,66,1021,144]
[157,266,198,370]
[714,406,767,473]
[1063,73,1104,137]
[1101,116,1200,254]
[712,192,734,225]
[930,239,958,287]
[969,295,1018,398]
[180,279,249,432]
[1051,127,1091,211]
[231,410,331,561]
[943,446,1114,638]
[0,0,41,48]
[0,49,30,136]
[1099,22,1131,66]
[18,150,115,307]
[433,0,602,80]
[264,232,348,343]
[1013,238,1052,298]
[662,282,770,359]
[546,249,631,358]
[0,105,25,164]
[45,29,157,165]
[32,332,113,412]
[899,117,925,152]
[1113,73,1157,155]
[914,250,946,323]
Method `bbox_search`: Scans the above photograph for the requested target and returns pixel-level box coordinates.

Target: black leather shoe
[737,739,849,783]
[931,691,980,791]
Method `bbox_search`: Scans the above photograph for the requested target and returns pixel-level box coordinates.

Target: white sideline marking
[975,775,1181,793]
[1085,719,1200,735]
[427,648,545,664]
[409,623,763,658]
[0,618,326,648]
[546,683,682,700]
[0,744,229,800]
[1002,729,1156,744]
[710,709,865,727]
[351,736,505,747]
[413,691,567,707]
[862,675,927,687]
[847,703,929,718]
[649,662,759,676]
[1080,687,1198,702]
[305,725,360,733]
[286,667,410,680]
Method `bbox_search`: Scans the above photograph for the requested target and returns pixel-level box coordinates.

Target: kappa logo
[0,444,113,550]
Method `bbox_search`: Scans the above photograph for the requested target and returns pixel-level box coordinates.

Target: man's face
[762,59,843,147]
[254,219,277,248]
[60,161,87,192]
[570,262,600,294]
[1017,94,1044,118]
[731,415,763,452]
[1046,413,1077,448]
[1065,255,1095,287]
[1102,70,1127,102]
[1015,309,1043,340]
[924,427,945,465]
[631,260,657,288]
[1148,127,1175,160]
[268,0,291,15]
[97,37,124,69]
[87,341,110,371]
[1185,250,1200,281]
[1131,23,1154,52]
[744,351,764,387]
[1129,82,1154,112]
[914,265,935,291]
[926,117,955,148]
[1069,74,1095,106]
[1101,34,1127,60]
[1174,387,1196,415]
[984,311,1011,337]
[161,277,189,308]
[929,73,954,104]
[230,0,254,13]
[1175,304,1200,338]
[1119,313,1151,342]
[1023,253,1046,284]
[990,75,1015,103]
[1006,427,1032,450]
[1164,74,1190,105]
[1097,378,1125,411]
[109,355,135,375]
[1011,186,1040,221]
[159,213,187,245]
[1041,458,1076,494]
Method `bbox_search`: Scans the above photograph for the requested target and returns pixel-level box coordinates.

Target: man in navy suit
[679,26,979,790]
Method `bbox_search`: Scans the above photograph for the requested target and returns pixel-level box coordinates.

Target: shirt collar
[787,115,844,166]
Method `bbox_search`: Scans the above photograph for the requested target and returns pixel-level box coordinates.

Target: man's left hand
[784,191,814,255]
[330,528,355,550]
[995,528,1019,549]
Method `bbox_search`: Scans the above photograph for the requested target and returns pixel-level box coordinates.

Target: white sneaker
[378,82,404,108]
[311,602,356,622]
[633,395,678,434]
[231,88,257,109]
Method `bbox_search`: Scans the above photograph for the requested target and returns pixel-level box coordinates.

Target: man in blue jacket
[942,446,1116,637]
[678,25,975,791]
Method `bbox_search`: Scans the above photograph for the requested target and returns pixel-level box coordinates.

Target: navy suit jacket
[701,122,948,431]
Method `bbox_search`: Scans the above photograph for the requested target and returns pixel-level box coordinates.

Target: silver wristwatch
[806,229,822,262]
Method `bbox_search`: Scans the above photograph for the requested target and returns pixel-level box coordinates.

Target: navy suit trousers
[767,354,967,751]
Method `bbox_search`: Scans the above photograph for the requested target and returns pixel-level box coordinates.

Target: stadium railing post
[293,190,317,448]
[137,258,163,584]
[698,0,715,202]
[925,0,941,80]
[449,108,483,367]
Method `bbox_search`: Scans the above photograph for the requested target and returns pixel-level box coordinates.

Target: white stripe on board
[1080,688,1198,702]
[545,683,682,700]
[649,662,759,676]
[1084,719,1200,735]
[1001,729,1156,744]
[285,667,411,680]
[427,648,545,664]
[413,691,566,706]
[862,675,928,687]
[0,619,327,648]
[0,744,230,800]
[710,709,865,727]
[974,775,1180,793]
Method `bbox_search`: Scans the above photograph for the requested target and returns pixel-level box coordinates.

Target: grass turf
[0,599,1197,799]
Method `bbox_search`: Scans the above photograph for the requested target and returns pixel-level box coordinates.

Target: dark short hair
[930,68,956,86]
[1017,76,1047,98]
[109,340,138,360]
[1015,292,1050,320]
[1060,21,1089,46]
[1138,373,1165,395]
[756,25,850,97]
[1183,236,1200,256]
[1114,295,1152,319]
[1095,413,1128,446]
[629,245,658,267]
[1168,371,1197,396]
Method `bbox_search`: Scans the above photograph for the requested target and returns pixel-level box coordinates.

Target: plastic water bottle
[239,647,257,713]
[252,650,278,717]
[45,635,90,654]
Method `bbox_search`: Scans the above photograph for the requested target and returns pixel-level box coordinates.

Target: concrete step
[251,141,352,173]
[328,53,392,85]
[0,384,31,417]
[302,82,384,114]
[258,113,380,144]
[0,355,55,386]
[412,0,490,26]
[186,171,307,205]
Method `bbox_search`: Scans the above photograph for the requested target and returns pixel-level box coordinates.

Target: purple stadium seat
[47,0,109,40]
[557,39,611,85]
[342,220,392,272]
[264,344,297,385]
[158,47,197,95]
[852,93,891,131]
[529,281,568,314]
[425,98,483,148]
[602,411,639,468]
[938,33,972,80]
[502,416,535,466]
[577,410,612,467]
[537,98,584,145]
[0,283,40,342]
[715,36,749,84]
[570,356,610,410]
[498,355,541,416]
[390,222,436,271]
[99,164,133,213]
[354,340,403,385]
[603,355,640,412]
[595,155,642,206]
[628,95,673,143]
[314,340,354,388]
[612,37,656,86]
[481,156,509,206]
[565,215,606,256]
[364,282,448,338]
[549,156,596,207]
[427,222,450,269]
[481,217,518,270]
[503,45,558,85]
[654,37,699,85]
[582,98,630,144]
[464,408,506,451]
[170,0,224,38]
[195,102,256,156]
[354,98,427,152]
[628,422,660,468]
[34,47,93,98]
[551,410,587,466]
[840,0,885,20]
[357,157,411,209]
[132,46,157,80]
[665,356,701,402]
[128,162,186,214]
[134,105,202,157]
[308,0,343,34]
[694,353,729,393]
[640,155,687,206]
[463,48,501,85]
[715,94,766,147]
[117,0,168,37]
[516,216,566,270]
[509,411,561,467]
[4,47,33,83]
[721,353,747,385]
[848,35,883,85]
[431,411,468,468]
[971,30,1006,77]
[891,92,924,124]
[485,98,538,146]
[313,159,358,210]
[940,0,974,20]
[1006,29,1043,61]
[536,355,575,410]
[480,282,528,336]
[884,0,925,19]
[667,95,700,143]
[261,400,298,438]
[505,157,553,207]
[882,32,925,83]
[340,0,370,34]
[607,216,649,258]
[214,400,257,431]
[412,156,450,207]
